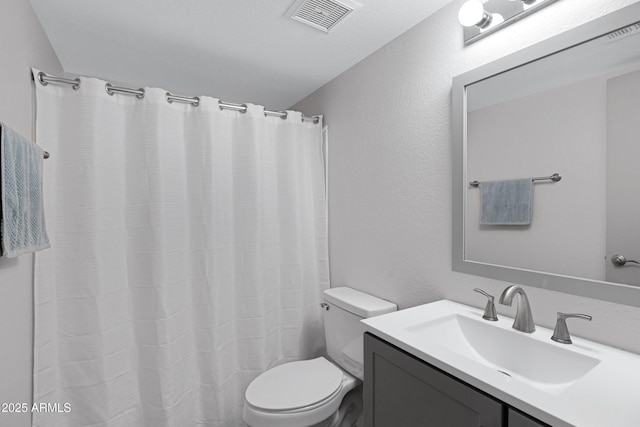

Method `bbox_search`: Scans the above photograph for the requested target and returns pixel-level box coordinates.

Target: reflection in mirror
[466,25,640,285]
[452,4,640,308]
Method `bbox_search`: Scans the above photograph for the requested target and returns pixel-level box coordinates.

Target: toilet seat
[245,357,344,411]
[243,357,359,427]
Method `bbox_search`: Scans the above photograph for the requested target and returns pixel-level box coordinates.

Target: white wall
[293,0,640,354]
[0,1,62,426]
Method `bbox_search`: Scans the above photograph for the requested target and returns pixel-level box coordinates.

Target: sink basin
[405,313,600,394]
[361,299,640,427]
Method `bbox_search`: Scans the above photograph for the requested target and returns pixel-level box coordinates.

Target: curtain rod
[36,72,320,124]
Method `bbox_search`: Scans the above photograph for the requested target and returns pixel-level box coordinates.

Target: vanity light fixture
[459,0,559,45]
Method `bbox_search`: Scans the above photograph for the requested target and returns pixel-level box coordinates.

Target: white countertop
[361,299,640,427]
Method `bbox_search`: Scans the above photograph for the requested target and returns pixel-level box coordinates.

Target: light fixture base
[477,12,493,29]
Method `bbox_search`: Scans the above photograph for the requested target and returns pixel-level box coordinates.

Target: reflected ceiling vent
[288,0,361,33]
[606,22,640,43]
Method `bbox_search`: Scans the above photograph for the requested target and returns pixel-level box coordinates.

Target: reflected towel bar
[469,173,561,187]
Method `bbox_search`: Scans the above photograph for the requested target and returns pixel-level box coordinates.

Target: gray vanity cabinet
[364,333,549,427]
[508,409,547,427]
[364,333,503,426]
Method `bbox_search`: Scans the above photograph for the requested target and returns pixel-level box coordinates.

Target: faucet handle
[551,312,592,344]
[473,288,498,321]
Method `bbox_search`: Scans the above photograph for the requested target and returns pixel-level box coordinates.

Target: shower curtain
[32,70,329,427]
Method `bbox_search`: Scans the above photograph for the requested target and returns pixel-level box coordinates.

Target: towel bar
[469,173,561,187]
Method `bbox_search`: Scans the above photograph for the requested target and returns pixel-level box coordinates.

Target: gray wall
[294,0,640,354]
[0,0,62,425]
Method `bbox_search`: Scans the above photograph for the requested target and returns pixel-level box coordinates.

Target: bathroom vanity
[361,300,640,427]
[364,333,546,426]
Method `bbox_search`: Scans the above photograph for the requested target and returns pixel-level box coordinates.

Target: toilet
[242,287,397,427]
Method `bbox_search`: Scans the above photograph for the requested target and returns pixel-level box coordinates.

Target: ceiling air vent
[289,0,356,33]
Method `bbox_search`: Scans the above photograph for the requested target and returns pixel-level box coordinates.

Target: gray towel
[0,123,50,257]
[480,178,533,225]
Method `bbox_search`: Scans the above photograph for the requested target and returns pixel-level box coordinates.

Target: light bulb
[458,0,492,28]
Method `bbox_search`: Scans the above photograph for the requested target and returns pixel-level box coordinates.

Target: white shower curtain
[32,70,329,427]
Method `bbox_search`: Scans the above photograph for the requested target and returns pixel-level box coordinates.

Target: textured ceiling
[29,0,451,110]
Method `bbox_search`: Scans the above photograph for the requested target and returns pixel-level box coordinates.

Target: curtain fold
[33,69,329,427]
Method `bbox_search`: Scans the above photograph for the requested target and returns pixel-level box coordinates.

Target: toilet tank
[323,287,397,380]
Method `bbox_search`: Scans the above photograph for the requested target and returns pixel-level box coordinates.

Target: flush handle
[320,303,330,311]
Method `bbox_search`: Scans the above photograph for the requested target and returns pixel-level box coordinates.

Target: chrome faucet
[499,285,535,333]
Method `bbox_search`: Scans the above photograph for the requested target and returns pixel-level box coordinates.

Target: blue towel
[480,178,533,225]
[0,123,50,257]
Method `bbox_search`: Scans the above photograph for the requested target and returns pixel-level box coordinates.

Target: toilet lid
[245,357,343,411]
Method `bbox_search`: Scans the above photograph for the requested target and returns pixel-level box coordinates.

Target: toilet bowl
[243,357,358,427]
[242,287,397,427]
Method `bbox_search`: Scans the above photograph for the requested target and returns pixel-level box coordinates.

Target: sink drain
[497,370,512,377]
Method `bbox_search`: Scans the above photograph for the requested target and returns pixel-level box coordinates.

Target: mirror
[452,3,640,308]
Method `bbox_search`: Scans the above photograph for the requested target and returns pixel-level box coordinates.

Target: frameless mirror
[452,3,640,307]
